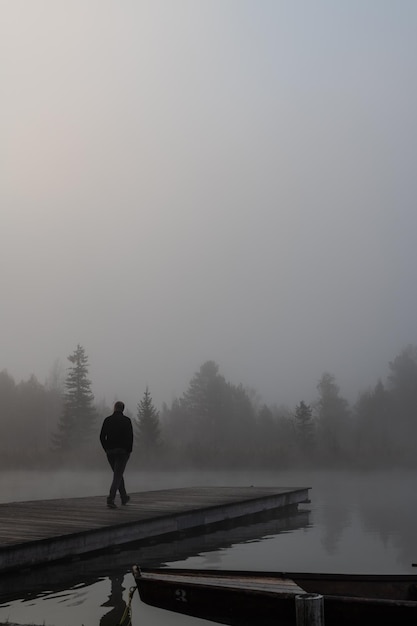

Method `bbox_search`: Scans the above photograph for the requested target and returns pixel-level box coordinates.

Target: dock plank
[140,570,305,595]
[0,486,309,573]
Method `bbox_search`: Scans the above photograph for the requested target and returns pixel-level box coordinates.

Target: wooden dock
[0,486,309,574]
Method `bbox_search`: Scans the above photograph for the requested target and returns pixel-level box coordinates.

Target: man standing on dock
[100,401,133,509]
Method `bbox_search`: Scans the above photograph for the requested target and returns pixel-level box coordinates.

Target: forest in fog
[0,343,416,470]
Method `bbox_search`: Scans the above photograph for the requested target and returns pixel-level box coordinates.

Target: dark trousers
[106,450,130,503]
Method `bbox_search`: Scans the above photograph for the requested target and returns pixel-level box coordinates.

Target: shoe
[121,496,130,505]
[107,500,117,509]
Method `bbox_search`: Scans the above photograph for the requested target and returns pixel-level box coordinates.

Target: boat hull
[133,567,417,626]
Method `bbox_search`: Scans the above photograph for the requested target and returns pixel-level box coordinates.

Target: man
[100,401,133,509]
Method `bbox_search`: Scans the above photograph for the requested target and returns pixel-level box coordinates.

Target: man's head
[114,401,125,413]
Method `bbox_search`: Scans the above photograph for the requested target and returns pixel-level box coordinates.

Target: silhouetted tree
[257,404,275,443]
[0,370,17,461]
[0,369,65,466]
[52,345,97,451]
[163,361,258,466]
[315,372,351,463]
[44,360,65,445]
[15,375,50,454]
[386,344,417,462]
[294,400,315,456]
[354,380,394,465]
[135,387,161,454]
[182,361,229,449]
[183,361,225,423]
[226,382,257,464]
[255,404,280,465]
[388,344,417,395]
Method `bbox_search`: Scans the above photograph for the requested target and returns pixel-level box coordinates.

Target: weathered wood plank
[140,570,306,594]
[0,486,310,573]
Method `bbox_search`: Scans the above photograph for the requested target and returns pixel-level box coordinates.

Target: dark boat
[132,565,417,626]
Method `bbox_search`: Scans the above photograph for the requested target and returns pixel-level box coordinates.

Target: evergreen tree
[182,361,230,444]
[136,387,161,452]
[52,345,97,451]
[255,404,279,465]
[294,400,315,454]
[386,344,417,462]
[354,380,394,465]
[315,372,351,462]
[183,361,224,423]
[166,361,256,465]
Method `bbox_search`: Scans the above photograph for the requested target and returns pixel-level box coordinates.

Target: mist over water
[1,469,417,625]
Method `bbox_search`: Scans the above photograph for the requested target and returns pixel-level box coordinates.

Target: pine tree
[52,345,97,451]
[315,372,350,460]
[136,387,161,452]
[294,400,314,453]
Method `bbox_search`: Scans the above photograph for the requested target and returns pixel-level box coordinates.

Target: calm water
[0,468,416,626]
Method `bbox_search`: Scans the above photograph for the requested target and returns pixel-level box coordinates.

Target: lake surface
[0,468,416,625]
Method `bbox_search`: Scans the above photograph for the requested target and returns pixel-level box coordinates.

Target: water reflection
[320,498,352,556]
[100,575,126,626]
[0,506,310,623]
[1,469,417,625]
[356,472,417,568]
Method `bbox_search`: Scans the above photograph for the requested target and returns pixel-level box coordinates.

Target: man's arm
[99,419,107,450]
[127,419,133,453]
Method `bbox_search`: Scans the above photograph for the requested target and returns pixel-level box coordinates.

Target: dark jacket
[100,411,133,453]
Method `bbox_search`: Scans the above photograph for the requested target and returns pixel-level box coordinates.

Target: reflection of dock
[0,506,310,604]
[0,486,309,574]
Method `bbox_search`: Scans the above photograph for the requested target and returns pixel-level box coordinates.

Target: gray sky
[2,0,417,412]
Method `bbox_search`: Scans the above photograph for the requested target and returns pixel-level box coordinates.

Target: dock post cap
[295,593,324,626]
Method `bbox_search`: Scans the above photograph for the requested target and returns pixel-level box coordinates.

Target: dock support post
[295,593,324,626]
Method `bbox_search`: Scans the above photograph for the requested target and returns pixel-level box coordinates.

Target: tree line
[1,343,417,469]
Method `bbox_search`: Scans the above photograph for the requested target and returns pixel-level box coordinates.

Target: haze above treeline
[2,3,417,420]
[2,342,417,470]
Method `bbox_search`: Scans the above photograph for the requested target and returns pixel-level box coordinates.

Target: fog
[2,1,417,412]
